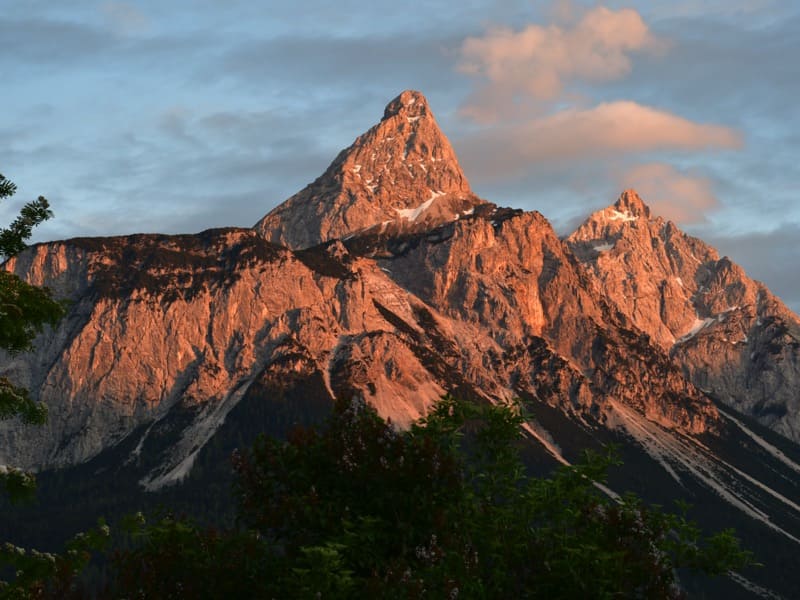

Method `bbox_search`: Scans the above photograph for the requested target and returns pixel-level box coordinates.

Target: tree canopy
[0,172,752,598]
[2,396,752,598]
[0,173,65,502]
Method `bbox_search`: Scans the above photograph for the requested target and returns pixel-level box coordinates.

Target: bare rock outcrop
[347,204,716,434]
[0,230,504,486]
[254,90,485,249]
[568,190,800,441]
[5,91,800,491]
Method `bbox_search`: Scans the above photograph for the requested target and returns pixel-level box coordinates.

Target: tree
[227,395,752,598]
[0,173,65,501]
[3,396,746,598]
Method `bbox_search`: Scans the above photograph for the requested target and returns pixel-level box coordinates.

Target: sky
[2,1,799,311]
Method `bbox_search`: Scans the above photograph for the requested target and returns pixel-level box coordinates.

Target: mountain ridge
[254,90,485,249]
[567,189,800,441]
[2,89,800,597]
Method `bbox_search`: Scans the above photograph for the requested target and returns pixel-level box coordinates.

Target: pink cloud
[458,6,663,121]
[619,163,719,224]
[457,101,743,179]
[101,1,150,35]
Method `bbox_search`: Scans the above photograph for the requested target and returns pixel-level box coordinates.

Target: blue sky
[2,1,799,310]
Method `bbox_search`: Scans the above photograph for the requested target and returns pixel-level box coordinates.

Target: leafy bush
[2,396,752,598]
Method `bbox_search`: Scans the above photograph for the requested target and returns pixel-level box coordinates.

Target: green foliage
[232,395,751,598]
[0,396,753,598]
[0,466,36,506]
[107,513,275,599]
[0,519,110,599]
[0,173,64,502]
[0,271,65,358]
[0,174,53,262]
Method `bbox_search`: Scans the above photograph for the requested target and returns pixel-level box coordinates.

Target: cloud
[101,2,149,35]
[619,163,719,224]
[457,101,742,180]
[0,17,112,64]
[458,6,663,121]
[647,0,779,21]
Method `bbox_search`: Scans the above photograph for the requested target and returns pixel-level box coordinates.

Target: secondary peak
[382,90,430,121]
[614,189,650,218]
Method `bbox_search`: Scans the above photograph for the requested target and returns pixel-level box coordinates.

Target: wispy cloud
[101,1,150,36]
[458,6,663,121]
[454,4,743,228]
[619,162,719,224]
[458,101,741,179]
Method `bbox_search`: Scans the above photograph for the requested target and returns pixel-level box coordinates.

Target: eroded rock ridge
[2,91,798,494]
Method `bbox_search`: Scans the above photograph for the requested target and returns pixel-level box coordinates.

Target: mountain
[254,90,484,248]
[2,91,800,597]
[567,190,800,442]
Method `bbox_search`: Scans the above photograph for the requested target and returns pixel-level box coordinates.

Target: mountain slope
[1,229,505,484]
[2,91,800,597]
[254,90,485,249]
[567,190,800,442]
[346,206,716,433]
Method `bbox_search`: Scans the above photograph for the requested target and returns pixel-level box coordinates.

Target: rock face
[353,206,714,434]
[1,230,501,486]
[567,190,800,441]
[254,90,485,249]
[1,90,798,478]
[5,91,800,596]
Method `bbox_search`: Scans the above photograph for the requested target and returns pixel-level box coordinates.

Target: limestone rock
[2,92,798,491]
[254,90,485,249]
[568,190,800,441]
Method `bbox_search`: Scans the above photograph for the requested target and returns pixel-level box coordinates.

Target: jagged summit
[567,190,800,441]
[254,90,484,249]
[382,89,429,120]
[565,189,653,252]
[614,189,650,218]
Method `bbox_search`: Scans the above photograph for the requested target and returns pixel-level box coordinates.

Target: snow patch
[395,190,444,222]
[461,208,474,216]
[675,317,715,344]
[593,242,614,252]
[406,116,420,123]
[607,209,637,222]
[352,164,361,174]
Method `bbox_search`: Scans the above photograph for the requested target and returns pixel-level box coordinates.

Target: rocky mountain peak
[614,189,650,218]
[566,190,800,442]
[565,190,653,253]
[254,90,484,249]
[382,89,429,120]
